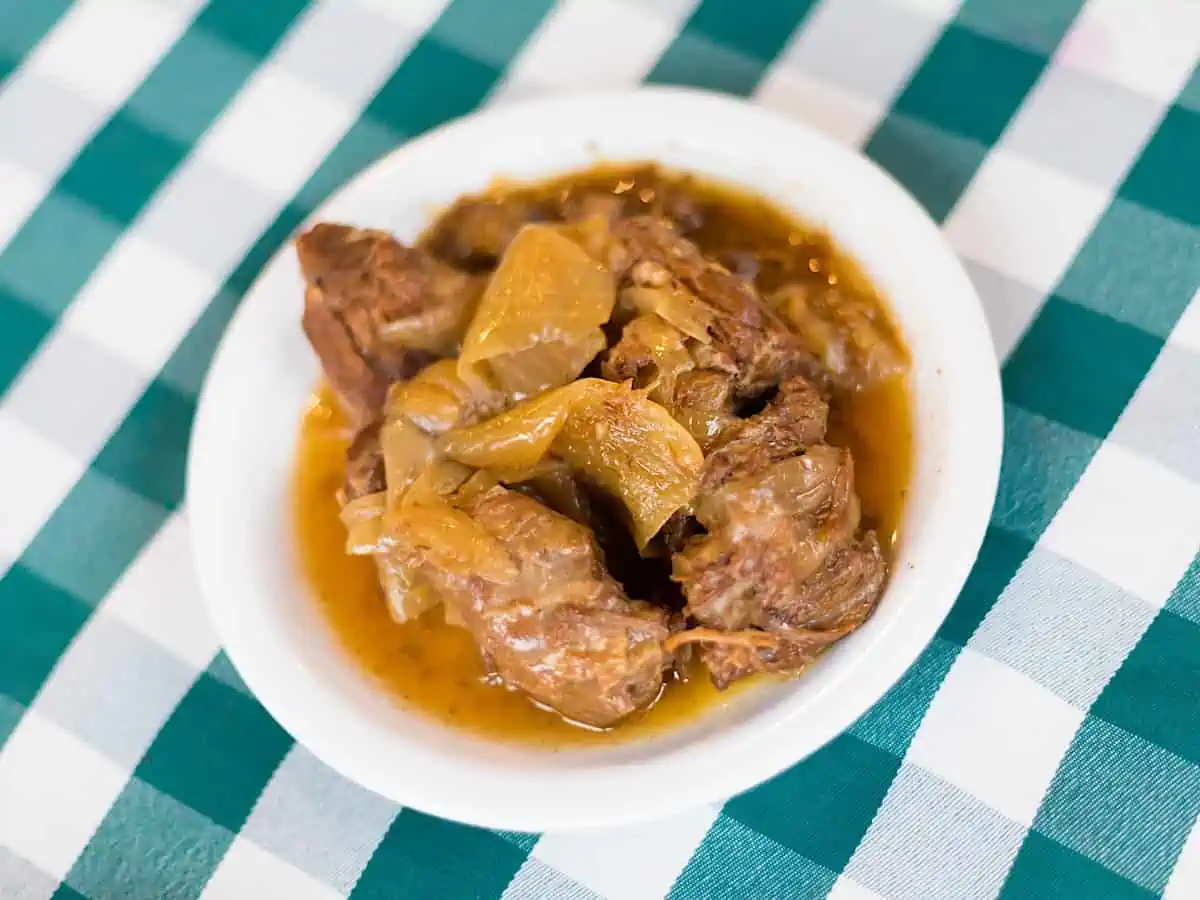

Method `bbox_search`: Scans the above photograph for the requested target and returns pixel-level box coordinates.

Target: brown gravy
[293,165,912,746]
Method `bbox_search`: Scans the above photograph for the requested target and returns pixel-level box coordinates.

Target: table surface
[1,0,1199,898]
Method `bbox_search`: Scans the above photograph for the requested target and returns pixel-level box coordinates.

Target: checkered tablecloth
[1,0,1198,897]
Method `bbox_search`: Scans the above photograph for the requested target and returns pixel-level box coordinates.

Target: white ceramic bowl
[188,87,1002,832]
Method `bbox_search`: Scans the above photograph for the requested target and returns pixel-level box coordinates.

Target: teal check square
[991,404,1100,538]
[199,0,314,58]
[1000,832,1156,900]
[1120,105,1200,228]
[93,380,195,511]
[0,190,121,318]
[1166,554,1200,627]
[20,469,168,606]
[0,0,72,80]
[62,777,234,900]
[725,733,901,872]
[351,809,528,900]
[891,24,1046,147]
[0,696,21,749]
[956,0,1087,55]
[135,674,291,833]
[0,565,90,709]
[56,113,182,227]
[865,113,989,222]
[1003,296,1162,440]
[1056,198,1200,339]
[1092,610,1200,767]
[1034,717,1200,893]
[649,0,819,95]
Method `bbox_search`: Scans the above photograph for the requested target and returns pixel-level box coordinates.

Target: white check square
[775,0,952,108]
[826,876,891,900]
[944,148,1110,295]
[198,64,359,200]
[497,0,688,97]
[24,0,203,109]
[1057,0,1200,104]
[239,745,398,894]
[61,232,221,377]
[846,764,1026,900]
[0,711,127,879]
[907,648,1083,826]
[971,548,1158,709]
[756,72,884,148]
[884,0,962,24]
[201,838,343,900]
[1165,815,1200,899]
[533,805,721,900]
[1042,442,1200,610]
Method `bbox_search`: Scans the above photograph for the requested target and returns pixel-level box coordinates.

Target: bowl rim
[187,85,1003,832]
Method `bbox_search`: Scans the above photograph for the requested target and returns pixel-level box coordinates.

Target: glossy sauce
[293,165,912,746]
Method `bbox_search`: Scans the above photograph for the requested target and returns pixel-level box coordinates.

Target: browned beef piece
[690,536,885,687]
[298,224,471,319]
[405,486,671,728]
[342,421,385,501]
[297,224,477,420]
[302,286,391,423]
[611,216,817,395]
[700,375,828,492]
[771,281,909,391]
[672,443,886,689]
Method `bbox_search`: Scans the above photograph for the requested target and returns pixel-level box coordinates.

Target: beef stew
[293,164,911,743]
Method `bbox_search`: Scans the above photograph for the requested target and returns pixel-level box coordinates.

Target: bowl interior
[187,87,1002,831]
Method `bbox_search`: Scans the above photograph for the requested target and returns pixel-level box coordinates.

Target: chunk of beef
[677,446,856,628]
[672,443,886,689]
[685,535,885,687]
[611,216,817,395]
[297,224,478,420]
[770,280,909,391]
[700,375,828,492]
[298,224,456,322]
[404,486,671,728]
[302,286,391,423]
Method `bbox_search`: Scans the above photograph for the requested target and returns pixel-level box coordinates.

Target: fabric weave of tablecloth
[1,0,1199,897]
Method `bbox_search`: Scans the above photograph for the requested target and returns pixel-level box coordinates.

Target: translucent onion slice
[619,285,714,343]
[458,225,615,385]
[438,379,702,548]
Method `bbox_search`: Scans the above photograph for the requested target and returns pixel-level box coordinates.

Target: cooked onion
[438,379,702,548]
[620,285,713,343]
[458,225,615,390]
